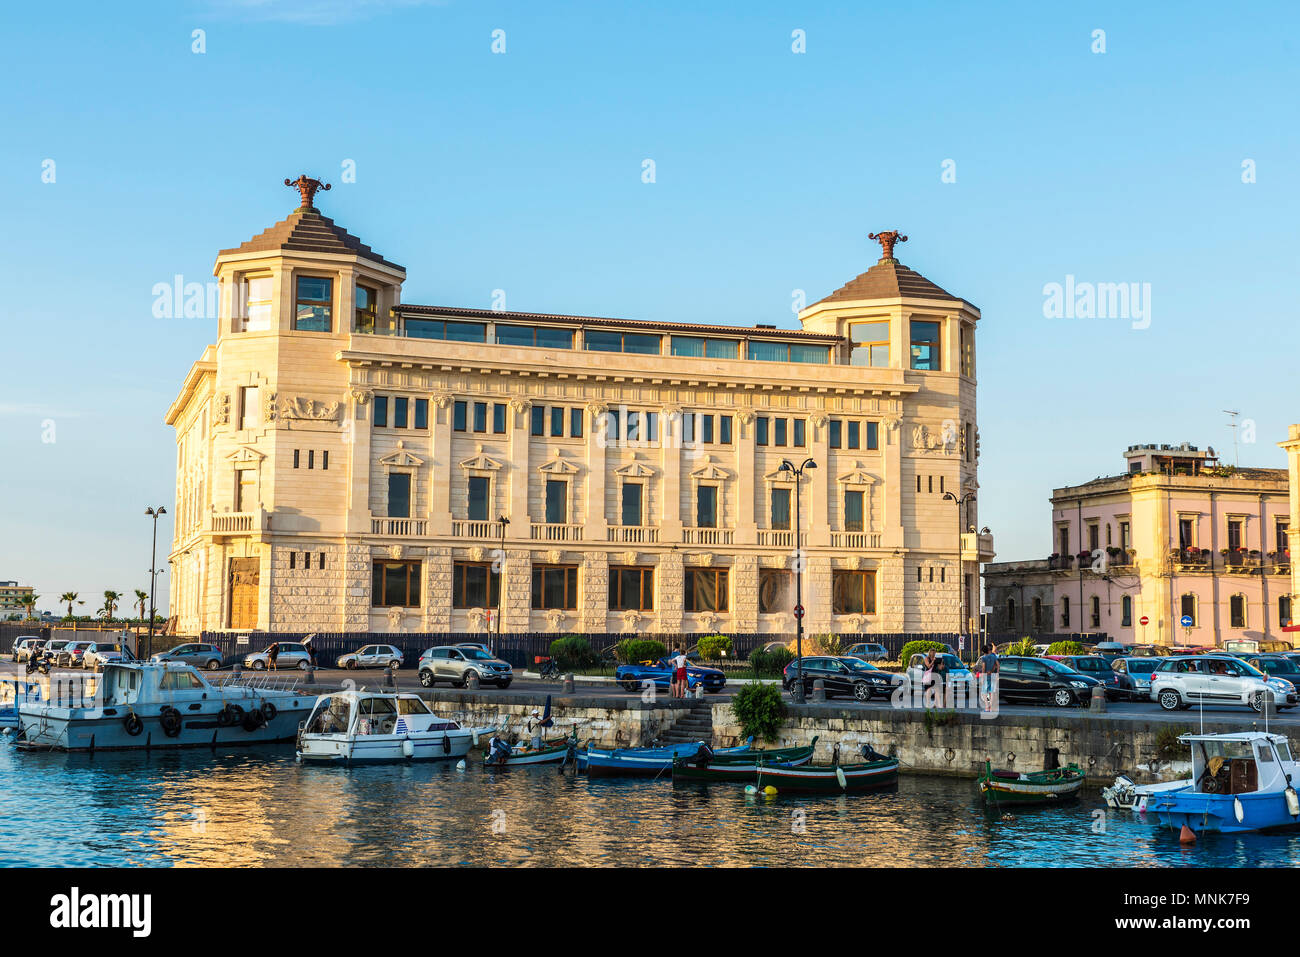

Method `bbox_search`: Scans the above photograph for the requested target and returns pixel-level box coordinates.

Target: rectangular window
[847,421,860,449]
[1230,595,1245,628]
[849,320,890,367]
[1277,520,1289,555]
[626,411,641,443]
[771,488,791,530]
[452,562,499,609]
[393,396,409,429]
[1090,596,1101,628]
[472,402,487,433]
[531,565,579,610]
[671,336,739,359]
[372,560,421,607]
[551,406,565,437]
[453,400,467,432]
[319,552,326,569]
[697,485,718,528]
[750,341,830,364]
[1280,595,1292,627]
[496,325,574,349]
[1121,595,1132,627]
[531,406,545,436]
[414,399,429,430]
[373,395,388,428]
[755,417,769,446]
[387,473,411,518]
[1119,520,1130,551]
[294,275,333,332]
[405,318,487,342]
[609,566,654,611]
[961,325,975,378]
[682,413,695,445]
[545,480,567,524]
[1180,593,1196,625]
[758,569,790,614]
[719,415,732,445]
[793,418,806,447]
[242,276,273,332]
[467,476,490,522]
[773,418,787,447]
[844,490,864,532]
[355,283,377,334]
[289,551,296,570]
[909,320,941,371]
[307,450,314,469]
[866,421,879,450]
[322,451,329,470]
[293,449,300,469]
[1087,523,1099,552]
[645,411,658,442]
[492,403,506,434]
[1058,526,1070,557]
[685,568,729,613]
[585,330,661,354]
[829,420,842,449]
[621,483,643,526]
[701,415,714,444]
[832,570,876,615]
[1061,595,1071,627]
[570,408,583,438]
[607,409,621,441]
[1227,519,1243,550]
[239,385,260,430]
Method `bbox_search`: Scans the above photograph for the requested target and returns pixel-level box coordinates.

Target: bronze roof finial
[868,230,908,262]
[285,175,331,211]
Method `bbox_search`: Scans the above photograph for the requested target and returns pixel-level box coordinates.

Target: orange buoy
[1179,824,1197,844]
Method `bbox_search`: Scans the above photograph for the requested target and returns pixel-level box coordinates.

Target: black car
[1052,655,1124,700]
[782,656,902,701]
[996,656,1100,707]
[1243,654,1300,685]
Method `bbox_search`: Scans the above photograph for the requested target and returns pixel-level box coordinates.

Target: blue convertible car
[617,658,727,694]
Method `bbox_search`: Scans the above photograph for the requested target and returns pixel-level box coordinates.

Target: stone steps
[660,701,715,745]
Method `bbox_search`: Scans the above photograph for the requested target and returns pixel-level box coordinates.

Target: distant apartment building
[166,179,993,637]
[985,443,1292,646]
[0,581,35,614]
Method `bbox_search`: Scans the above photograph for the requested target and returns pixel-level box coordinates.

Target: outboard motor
[692,743,714,766]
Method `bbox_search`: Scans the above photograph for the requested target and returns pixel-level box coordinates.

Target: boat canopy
[1181,732,1293,794]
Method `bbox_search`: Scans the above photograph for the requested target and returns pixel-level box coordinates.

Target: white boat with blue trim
[297,688,493,763]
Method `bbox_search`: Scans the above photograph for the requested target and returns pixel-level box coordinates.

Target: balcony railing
[371,517,428,536]
[451,520,498,538]
[531,523,584,541]
[683,527,734,546]
[757,529,806,548]
[607,525,659,544]
[829,531,881,549]
[209,510,263,534]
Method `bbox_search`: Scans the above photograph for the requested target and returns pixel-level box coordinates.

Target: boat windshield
[397,696,432,715]
[306,696,352,734]
[1276,740,1294,762]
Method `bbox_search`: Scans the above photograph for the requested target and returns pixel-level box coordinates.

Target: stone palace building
[166,177,992,638]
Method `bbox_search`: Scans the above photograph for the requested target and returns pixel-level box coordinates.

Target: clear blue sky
[2,0,1296,615]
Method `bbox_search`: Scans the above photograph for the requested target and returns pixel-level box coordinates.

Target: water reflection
[3,742,1300,867]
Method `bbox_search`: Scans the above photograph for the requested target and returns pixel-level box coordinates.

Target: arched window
[1179,593,1197,627]
[1007,597,1017,630]
[1121,594,1132,627]
[1229,594,1246,629]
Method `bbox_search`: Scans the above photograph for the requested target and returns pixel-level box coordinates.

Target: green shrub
[731,683,788,743]
[1155,726,1192,761]
[1046,640,1086,656]
[749,645,794,677]
[696,634,733,660]
[1004,638,1037,657]
[899,640,948,666]
[616,639,668,664]
[549,635,597,670]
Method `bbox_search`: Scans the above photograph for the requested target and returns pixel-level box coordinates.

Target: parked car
[995,656,1099,707]
[843,642,889,662]
[243,641,311,671]
[39,640,71,667]
[1052,655,1125,700]
[904,653,975,694]
[1110,656,1160,701]
[1149,655,1296,713]
[11,636,44,663]
[152,642,224,671]
[1092,642,1127,659]
[419,645,513,688]
[337,644,403,670]
[782,655,901,701]
[56,640,96,668]
[1242,654,1300,687]
[616,657,726,694]
[83,642,130,672]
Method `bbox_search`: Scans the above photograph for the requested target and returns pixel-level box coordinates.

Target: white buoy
[402,738,415,758]
[455,759,467,771]
[744,784,757,794]
[835,767,848,790]
[1234,796,1245,824]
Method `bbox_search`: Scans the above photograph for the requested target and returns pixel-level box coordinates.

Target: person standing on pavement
[976,643,1000,710]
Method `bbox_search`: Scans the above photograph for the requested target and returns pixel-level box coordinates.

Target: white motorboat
[297,688,492,763]
[16,661,313,751]
[0,678,42,731]
[1101,773,1192,812]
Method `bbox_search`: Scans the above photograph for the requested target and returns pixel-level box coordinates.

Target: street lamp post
[778,457,817,704]
[942,491,976,662]
[144,506,167,660]
[495,515,509,657]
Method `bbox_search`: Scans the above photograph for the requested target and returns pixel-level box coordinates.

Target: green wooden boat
[684,736,818,767]
[978,760,1085,806]
[674,756,899,792]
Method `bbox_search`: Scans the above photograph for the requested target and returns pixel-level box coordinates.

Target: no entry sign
[1139,615,1149,626]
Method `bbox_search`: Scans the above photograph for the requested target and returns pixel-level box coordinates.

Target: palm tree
[102,590,121,622]
[20,594,38,620]
[134,589,148,621]
[59,591,79,619]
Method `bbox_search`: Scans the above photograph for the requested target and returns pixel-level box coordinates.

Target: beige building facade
[166,183,992,638]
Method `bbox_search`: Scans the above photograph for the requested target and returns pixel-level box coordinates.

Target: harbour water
[3,740,1298,868]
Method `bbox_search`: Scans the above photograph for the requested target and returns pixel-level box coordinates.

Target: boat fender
[1233,796,1245,824]
[835,767,848,790]
[159,707,183,738]
[261,702,277,722]
[402,738,415,758]
[123,713,144,737]
[471,730,480,747]
[224,704,245,726]
[1179,824,1197,844]
[242,710,264,732]
[442,734,451,754]
[1287,787,1300,818]
[456,759,467,771]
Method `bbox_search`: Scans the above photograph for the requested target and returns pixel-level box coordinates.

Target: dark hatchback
[782,656,903,701]
[996,656,1101,707]
[1243,654,1300,685]
[1052,655,1125,700]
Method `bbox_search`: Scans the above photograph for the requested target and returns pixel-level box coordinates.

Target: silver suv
[418,645,512,689]
[1150,655,1296,713]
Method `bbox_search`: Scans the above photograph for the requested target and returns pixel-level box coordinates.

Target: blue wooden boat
[579,736,755,777]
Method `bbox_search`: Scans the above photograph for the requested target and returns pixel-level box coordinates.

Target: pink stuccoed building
[985,443,1292,648]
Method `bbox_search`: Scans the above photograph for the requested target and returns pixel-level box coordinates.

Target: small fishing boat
[484,733,583,767]
[978,760,1085,806]
[579,737,755,777]
[297,688,494,763]
[1145,732,1300,835]
[669,737,819,783]
[1101,774,1192,812]
[674,752,899,792]
[0,678,41,731]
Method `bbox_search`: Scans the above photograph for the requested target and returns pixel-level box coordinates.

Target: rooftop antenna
[1223,410,1240,467]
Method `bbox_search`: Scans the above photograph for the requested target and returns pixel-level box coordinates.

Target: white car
[1150,655,1296,713]
[336,644,403,670]
[11,636,44,663]
[243,641,312,671]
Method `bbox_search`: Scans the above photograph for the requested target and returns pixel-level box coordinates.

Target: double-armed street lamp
[778,457,817,703]
[941,490,976,662]
[144,506,167,659]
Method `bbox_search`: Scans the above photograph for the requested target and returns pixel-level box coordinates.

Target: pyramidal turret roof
[218,175,404,272]
[813,230,958,306]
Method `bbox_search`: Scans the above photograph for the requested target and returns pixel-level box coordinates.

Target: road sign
[793,604,805,620]
[1180,614,1194,628]
[1139,615,1149,626]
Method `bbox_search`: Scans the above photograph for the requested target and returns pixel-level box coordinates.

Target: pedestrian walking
[977,643,1000,710]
